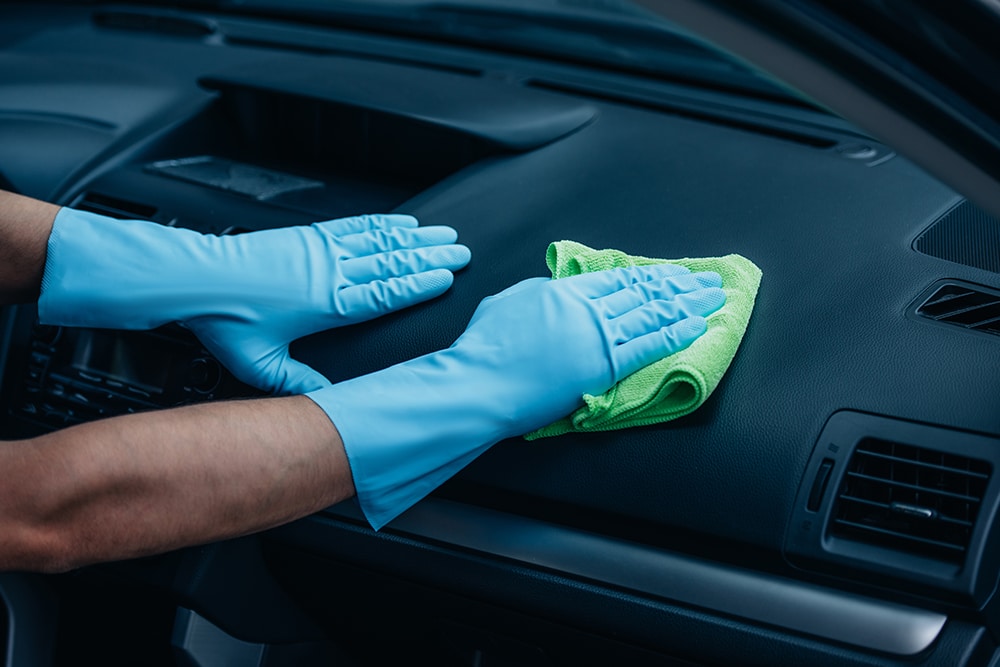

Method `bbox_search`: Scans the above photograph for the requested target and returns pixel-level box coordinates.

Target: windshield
[128,0,807,104]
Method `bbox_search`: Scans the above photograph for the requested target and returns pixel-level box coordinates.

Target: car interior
[2,2,1000,665]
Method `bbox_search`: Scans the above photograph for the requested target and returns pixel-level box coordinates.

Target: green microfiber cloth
[525,241,762,440]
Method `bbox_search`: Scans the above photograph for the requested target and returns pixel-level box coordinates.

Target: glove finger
[600,271,723,318]
[613,316,708,379]
[336,269,455,322]
[338,225,460,257]
[313,214,418,237]
[340,244,471,284]
[571,264,692,298]
[610,287,726,341]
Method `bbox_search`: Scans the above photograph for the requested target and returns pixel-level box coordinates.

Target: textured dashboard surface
[1,2,995,564]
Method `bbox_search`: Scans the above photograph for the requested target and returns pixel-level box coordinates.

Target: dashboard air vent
[832,439,991,563]
[915,282,1000,337]
[73,192,157,221]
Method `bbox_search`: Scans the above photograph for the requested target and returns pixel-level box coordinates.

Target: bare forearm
[0,190,58,303]
[0,396,353,573]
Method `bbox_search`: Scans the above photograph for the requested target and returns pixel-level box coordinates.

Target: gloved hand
[39,208,470,394]
[307,263,726,529]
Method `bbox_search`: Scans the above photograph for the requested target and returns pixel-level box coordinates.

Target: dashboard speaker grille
[832,439,991,563]
[914,200,1000,273]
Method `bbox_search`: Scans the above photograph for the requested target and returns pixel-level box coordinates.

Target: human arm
[0,395,351,573]
[39,207,470,393]
[2,264,723,571]
[0,189,723,569]
[308,264,727,529]
[0,190,58,304]
[0,188,470,393]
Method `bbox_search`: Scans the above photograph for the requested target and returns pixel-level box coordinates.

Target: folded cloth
[525,241,762,440]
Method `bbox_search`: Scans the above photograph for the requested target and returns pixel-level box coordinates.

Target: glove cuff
[306,353,509,530]
[39,208,216,329]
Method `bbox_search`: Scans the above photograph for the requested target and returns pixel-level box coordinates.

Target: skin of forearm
[0,396,354,573]
[0,190,58,304]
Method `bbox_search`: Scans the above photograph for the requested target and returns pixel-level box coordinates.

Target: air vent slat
[920,288,976,309]
[838,495,975,528]
[844,471,982,503]
[833,519,967,553]
[918,287,995,318]
[942,302,1000,326]
[854,449,991,479]
[832,438,991,563]
[971,315,1000,329]
[915,280,1000,339]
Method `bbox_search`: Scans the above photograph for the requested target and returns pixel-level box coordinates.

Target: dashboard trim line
[326,499,946,656]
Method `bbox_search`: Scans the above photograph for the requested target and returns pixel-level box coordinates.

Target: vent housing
[785,411,1000,605]
[914,281,1000,337]
[832,438,990,563]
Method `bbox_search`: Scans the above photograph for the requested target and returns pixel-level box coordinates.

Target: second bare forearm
[0,395,353,572]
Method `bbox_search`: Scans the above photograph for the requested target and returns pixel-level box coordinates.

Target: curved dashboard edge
[324,499,946,656]
[0,573,56,667]
[199,57,599,152]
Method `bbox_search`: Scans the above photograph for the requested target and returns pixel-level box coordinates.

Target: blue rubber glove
[38,208,470,394]
[307,264,726,529]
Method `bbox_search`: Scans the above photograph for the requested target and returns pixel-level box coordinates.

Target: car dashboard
[2,3,1000,666]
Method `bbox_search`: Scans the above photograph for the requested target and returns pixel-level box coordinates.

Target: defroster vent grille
[833,439,991,563]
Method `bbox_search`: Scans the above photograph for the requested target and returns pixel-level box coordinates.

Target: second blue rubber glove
[38,208,470,394]
[307,263,726,529]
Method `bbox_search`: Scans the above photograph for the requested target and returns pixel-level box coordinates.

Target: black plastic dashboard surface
[0,1,998,607]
